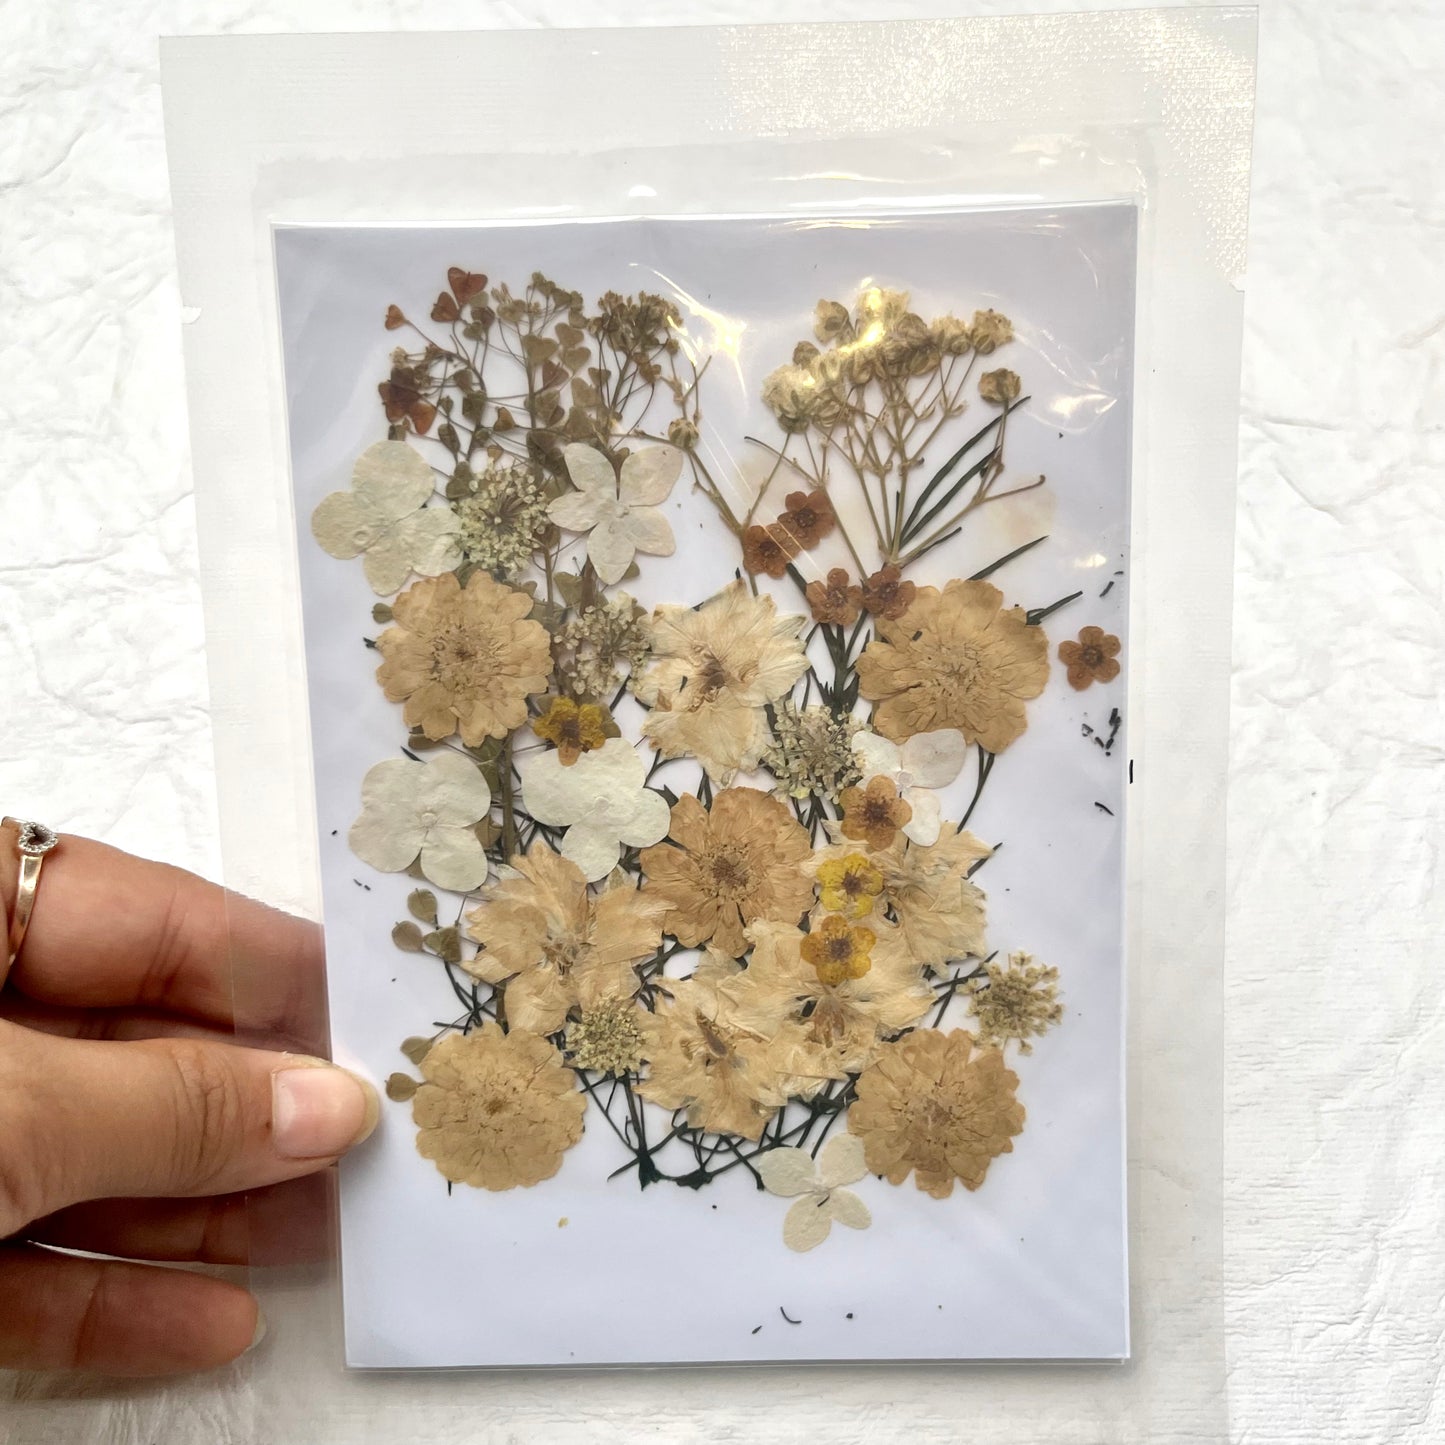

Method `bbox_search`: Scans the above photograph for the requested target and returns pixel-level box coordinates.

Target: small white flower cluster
[454,462,550,576]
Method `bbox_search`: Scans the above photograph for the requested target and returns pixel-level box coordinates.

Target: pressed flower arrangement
[313,268,1118,1251]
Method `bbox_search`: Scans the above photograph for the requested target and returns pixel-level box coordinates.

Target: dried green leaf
[423,926,462,964]
[391,920,425,953]
[407,888,439,925]
[553,572,586,609]
[400,1036,433,1065]
[385,1072,419,1102]
[371,602,393,624]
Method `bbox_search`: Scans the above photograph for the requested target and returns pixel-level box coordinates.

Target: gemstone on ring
[15,821,58,857]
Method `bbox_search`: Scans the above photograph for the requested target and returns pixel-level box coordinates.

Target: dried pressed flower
[726,919,933,1082]
[1058,625,1122,690]
[761,701,861,803]
[838,775,913,851]
[464,842,666,1034]
[564,1000,648,1076]
[806,827,992,973]
[806,568,863,627]
[638,788,814,957]
[376,572,552,745]
[667,416,700,451]
[453,461,551,577]
[758,1134,872,1253]
[860,565,917,621]
[814,852,885,920]
[855,579,1049,750]
[930,313,974,356]
[969,308,1014,354]
[813,299,852,344]
[978,368,1021,405]
[761,362,824,433]
[741,522,801,578]
[857,286,911,330]
[776,489,836,550]
[638,964,807,1139]
[311,440,460,595]
[555,593,651,701]
[348,751,491,892]
[852,727,967,847]
[635,580,809,784]
[879,311,940,378]
[378,367,437,434]
[548,442,682,585]
[411,1024,586,1190]
[516,736,670,881]
[532,695,611,765]
[966,952,1062,1055]
[800,914,875,986]
[848,1029,1025,1198]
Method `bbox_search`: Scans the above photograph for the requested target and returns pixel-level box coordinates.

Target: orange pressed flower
[860,565,917,621]
[776,490,836,550]
[533,696,611,765]
[1058,625,1122,690]
[838,775,913,850]
[742,523,802,578]
[800,914,876,986]
[805,568,864,627]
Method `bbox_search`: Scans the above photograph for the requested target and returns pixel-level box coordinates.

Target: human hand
[0,824,376,1376]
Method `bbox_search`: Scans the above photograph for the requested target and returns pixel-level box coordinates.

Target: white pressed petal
[310,490,377,560]
[612,786,670,849]
[825,1188,872,1232]
[398,506,463,577]
[589,737,648,787]
[515,751,587,828]
[586,516,637,585]
[782,1196,833,1252]
[349,810,426,874]
[360,527,416,595]
[901,789,943,846]
[619,506,676,560]
[816,1132,869,1189]
[901,728,969,788]
[619,444,682,506]
[419,825,490,892]
[563,442,619,498]
[558,821,623,882]
[548,489,608,532]
[757,1147,817,1198]
[351,439,435,519]
[415,750,492,826]
[853,730,903,783]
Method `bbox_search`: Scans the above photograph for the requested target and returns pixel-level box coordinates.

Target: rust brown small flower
[741,522,801,578]
[860,565,917,621]
[806,568,864,627]
[838,775,913,851]
[776,490,836,551]
[1058,625,1122,690]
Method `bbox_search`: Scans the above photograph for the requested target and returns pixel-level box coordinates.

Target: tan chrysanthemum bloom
[806,827,992,973]
[411,1024,585,1190]
[723,919,933,1084]
[464,842,666,1035]
[848,1029,1024,1197]
[376,571,551,745]
[638,788,814,958]
[855,579,1049,751]
[638,962,808,1139]
[634,580,809,784]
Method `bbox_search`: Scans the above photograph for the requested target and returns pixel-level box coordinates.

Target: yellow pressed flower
[815,853,884,919]
[800,914,875,986]
[533,695,611,765]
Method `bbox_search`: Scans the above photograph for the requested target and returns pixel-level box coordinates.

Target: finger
[25,1173,334,1267]
[0,1244,259,1375]
[0,824,326,1047]
[0,1022,377,1232]
[0,993,315,1053]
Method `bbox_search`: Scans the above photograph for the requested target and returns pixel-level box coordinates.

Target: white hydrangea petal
[817,1132,869,1189]
[397,506,463,577]
[563,443,619,498]
[586,737,647,787]
[310,490,378,560]
[619,506,676,560]
[612,786,670,849]
[558,820,623,882]
[415,751,492,826]
[419,825,489,892]
[515,750,588,827]
[853,730,903,782]
[825,1188,872,1232]
[587,516,637,584]
[548,489,608,532]
[351,439,435,518]
[901,789,943,846]
[359,526,415,596]
[349,759,427,873]
[782,1196,833,1252]
[757,1147,817,1198]
[901,728,969,788]
[619,443,682,506]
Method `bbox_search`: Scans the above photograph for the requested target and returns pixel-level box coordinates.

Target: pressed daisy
[838,775,913,850]
[800,914,876,986]
[814,852,885,919]
[855,578,1049,750]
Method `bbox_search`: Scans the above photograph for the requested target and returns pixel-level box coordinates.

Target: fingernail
[271,1061,379,1160]
[245,1311,269,1354]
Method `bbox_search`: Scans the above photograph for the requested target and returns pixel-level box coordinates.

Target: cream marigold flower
[348,751,491,892]
[855,579,1049,751]
[311,440,460,595]
[638,788,814,958]
[848,1029,1025,1198]
[838,775,913,851]
[815,852,884,919]
[758,1134,872,1253]
[966,951,1063,1054]
[376,571,551,745]
[463,841,666,1035]
[411,1024,585,1190]
[635,580,809,784]
[852,728,968,846]
[548,442,681,584]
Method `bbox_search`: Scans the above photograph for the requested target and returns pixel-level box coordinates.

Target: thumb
[0,1022,378,1233]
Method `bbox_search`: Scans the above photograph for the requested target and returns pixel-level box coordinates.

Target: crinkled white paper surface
[1,1,1441,1442]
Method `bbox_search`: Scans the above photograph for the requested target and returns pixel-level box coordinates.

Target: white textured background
[0,2,1440,1443]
